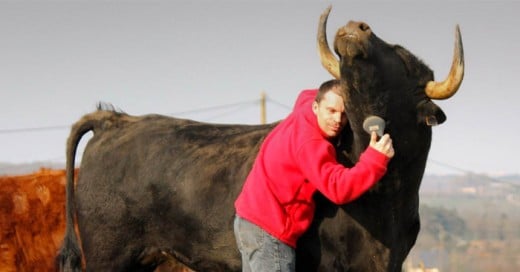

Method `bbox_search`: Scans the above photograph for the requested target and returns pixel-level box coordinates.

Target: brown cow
[0,168,68,272]
[0,168,192,272]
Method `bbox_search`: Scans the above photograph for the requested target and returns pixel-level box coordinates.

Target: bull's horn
[317,6,340,79]
[425,25,465,100]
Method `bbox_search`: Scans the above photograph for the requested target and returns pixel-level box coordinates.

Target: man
[234,79,395,272]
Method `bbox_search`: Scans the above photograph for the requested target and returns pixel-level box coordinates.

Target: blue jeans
[234,215,295,272]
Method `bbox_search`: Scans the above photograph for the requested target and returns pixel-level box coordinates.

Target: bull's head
[317,6,464,161]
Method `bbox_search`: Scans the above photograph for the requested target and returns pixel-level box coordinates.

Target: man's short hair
[315,79,342,103]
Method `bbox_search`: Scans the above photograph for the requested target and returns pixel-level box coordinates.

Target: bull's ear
[416,100,446,126]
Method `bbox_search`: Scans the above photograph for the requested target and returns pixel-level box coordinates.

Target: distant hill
[422,173,520,186]
[412,174,520,271]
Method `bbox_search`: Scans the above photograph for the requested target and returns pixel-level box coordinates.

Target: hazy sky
[0,1,518,176]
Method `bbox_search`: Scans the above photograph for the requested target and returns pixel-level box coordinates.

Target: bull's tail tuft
[56,235,83,272]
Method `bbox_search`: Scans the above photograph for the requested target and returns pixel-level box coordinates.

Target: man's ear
[312,101,319,115]
[416,100,447,126]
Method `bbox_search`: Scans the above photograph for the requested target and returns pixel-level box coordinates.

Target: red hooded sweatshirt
[234,89,389,248]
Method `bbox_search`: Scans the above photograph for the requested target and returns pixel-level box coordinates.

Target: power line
[0,125,70,134]
[266,97,292,110]
[169,99,260,116]
[0,97,291,135]
[201,103,260,122]
[428,159,471,175]
[0,100,262,135]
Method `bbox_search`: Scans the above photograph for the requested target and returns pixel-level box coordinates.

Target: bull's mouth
[336,38,368,60]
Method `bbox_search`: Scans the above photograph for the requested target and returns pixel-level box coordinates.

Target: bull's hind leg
[79,220,149,271]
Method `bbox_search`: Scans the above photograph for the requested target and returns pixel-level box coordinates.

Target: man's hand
[369,131,395,158]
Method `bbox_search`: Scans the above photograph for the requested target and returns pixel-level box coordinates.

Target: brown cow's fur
[0,168,192,272]
[0,169,68,272]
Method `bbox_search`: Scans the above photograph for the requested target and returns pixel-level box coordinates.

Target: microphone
[363,116,385,137]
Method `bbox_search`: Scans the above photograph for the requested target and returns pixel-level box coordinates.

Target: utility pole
[260,92,266,124]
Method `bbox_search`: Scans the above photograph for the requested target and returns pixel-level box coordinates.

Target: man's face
[312,90,347,138]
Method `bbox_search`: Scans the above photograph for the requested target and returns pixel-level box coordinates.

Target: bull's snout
[337,21,372,41]
[334,21,371,59]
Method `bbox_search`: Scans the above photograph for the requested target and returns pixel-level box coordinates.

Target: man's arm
[298,133,393,204]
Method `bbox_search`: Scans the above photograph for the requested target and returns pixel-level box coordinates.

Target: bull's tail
[57,109,120,272]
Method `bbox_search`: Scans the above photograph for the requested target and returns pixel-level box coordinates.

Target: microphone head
[363,116,385,137]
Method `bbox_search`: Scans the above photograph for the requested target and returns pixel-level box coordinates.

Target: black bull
[58,7,464,272]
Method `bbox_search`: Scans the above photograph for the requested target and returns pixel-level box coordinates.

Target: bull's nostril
[359,23,370,32]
